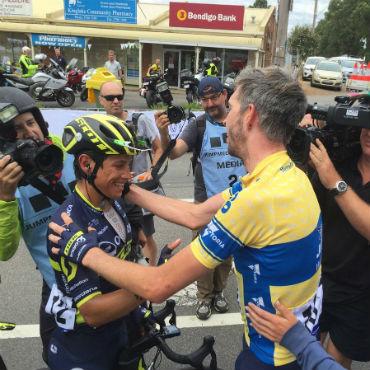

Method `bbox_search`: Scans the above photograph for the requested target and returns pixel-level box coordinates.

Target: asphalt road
[1,84,368,370]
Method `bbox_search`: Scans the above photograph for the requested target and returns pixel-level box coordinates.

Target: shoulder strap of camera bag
[28,177,66,205]
[191,113,207,174]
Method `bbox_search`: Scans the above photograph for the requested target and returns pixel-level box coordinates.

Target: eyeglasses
[200,92,222,103]
[101,94,124,101]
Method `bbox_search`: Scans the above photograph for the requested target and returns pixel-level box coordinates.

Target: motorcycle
[180,69,203,104]
[223,70,238,104]
[79,67,96,101]
[29,59,75,107]
[140,70,170,108]
[66,58,88,93]
[0,53,48,91]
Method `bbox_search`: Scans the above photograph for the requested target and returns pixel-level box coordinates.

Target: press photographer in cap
[0,87,76,364]
[155,75,246,320]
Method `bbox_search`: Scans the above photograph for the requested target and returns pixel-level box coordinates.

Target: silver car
[302,56,326,80]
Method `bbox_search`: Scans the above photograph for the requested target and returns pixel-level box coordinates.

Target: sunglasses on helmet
[101,94,124,101]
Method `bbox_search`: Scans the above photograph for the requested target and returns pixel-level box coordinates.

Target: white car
[311,60,343,91]
[302,56,326,80]
[329,56,364,81]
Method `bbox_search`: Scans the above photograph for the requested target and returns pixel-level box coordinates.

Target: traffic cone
[353,62,359,75]
[360,62,365,75]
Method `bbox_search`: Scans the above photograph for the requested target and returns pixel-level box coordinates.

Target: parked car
[302,56,326,80]
[311,60,343,90]
[329,56,364,81]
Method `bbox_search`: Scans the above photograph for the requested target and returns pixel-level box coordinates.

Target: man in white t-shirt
[104,50,122,80]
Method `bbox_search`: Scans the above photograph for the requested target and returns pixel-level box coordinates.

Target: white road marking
[179,198,194,203]
[0,313,242,339]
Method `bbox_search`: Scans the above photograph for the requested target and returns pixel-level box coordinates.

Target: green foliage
[315,0,370,59]
[148,101,202,112]
[249,0,268,8]
[288,26,319,62]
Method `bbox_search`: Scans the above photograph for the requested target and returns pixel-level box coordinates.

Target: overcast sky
[141,0,331,34]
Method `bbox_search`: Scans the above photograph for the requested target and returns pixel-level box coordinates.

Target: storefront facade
[0,1,276,87]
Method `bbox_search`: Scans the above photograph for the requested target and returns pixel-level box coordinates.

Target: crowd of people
[0,62,369,370]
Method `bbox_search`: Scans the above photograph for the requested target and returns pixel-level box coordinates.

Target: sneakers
[196,301,212,320]
[196,292,229,320]
[213,292,229,313]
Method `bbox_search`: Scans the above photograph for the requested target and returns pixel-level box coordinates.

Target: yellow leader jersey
[191,151,322,366]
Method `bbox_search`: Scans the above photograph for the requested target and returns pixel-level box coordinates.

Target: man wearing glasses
[155,76,246,320]
[98,81,163,265]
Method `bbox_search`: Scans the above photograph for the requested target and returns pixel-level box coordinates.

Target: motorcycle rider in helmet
[46,114,147,370]
[0,86,76,364]
[203,57,220,77]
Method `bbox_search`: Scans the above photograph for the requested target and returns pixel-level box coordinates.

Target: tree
[315,0,370,59]
[288,26,319,63]
[250,0,268,8]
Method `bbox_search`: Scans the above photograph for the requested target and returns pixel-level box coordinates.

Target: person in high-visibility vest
[203,57,220,77]
[146,58,162,77]
[18,46,39,77]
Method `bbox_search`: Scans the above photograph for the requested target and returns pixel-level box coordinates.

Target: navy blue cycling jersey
[46,186,135,370]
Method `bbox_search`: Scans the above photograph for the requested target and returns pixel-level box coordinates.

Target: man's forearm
[335,187,370,242]
[79,288,143,327]
[82,246,206,303]
[126,184,222,230]
[159,130,171,151]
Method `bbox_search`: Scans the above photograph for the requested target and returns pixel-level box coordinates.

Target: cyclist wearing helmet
[0,86,76,364]
[46,114,146,370]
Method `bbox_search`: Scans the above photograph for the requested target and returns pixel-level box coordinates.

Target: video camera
[287,92,370,165]
[0,102,63,184]
[156,79,185,124]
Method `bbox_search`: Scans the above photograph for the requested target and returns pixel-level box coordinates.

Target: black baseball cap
[198,76,224,96]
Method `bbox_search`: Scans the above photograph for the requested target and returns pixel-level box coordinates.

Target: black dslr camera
[287,93,370,165]
[156,80,185,124]
[0,102,63,184]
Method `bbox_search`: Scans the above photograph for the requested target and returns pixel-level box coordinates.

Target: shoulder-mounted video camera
[156,71,185,124]
[287,92,370,165]
[0,102,63,185]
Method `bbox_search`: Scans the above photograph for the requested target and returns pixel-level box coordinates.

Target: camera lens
[167,106,185,124]
[35,144,63,175]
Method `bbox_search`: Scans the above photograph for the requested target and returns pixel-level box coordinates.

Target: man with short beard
[155,76,246,320]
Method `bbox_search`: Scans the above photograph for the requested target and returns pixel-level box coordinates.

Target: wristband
[122,181,131,198]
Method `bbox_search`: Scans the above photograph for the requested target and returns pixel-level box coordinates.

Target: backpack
[190,113,207,174]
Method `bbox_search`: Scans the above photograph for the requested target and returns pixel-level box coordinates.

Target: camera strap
[151,139,176,180]
[28,177,66,205]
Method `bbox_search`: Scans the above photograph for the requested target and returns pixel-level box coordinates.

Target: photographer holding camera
[155,75,246,321]
[309,127,370,369]
[0,87,76,364]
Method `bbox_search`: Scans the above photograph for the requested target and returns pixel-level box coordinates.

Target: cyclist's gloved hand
[57,222,98,264]
[157,244,173,266]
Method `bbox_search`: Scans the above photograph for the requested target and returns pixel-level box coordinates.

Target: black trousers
[40,279,57,365]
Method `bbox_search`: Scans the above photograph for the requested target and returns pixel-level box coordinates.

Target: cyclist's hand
[48,212,98,265]
[157,239,181,266]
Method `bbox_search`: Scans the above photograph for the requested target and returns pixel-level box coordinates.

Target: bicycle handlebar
[117,299,219,370]
[156,334,217,370]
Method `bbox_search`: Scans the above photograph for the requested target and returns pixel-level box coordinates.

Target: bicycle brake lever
[153,299,176,327]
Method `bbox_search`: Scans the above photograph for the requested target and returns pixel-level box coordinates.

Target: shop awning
[0,19,263,51]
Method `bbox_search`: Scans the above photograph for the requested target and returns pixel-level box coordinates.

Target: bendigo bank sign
[169,2,244,31]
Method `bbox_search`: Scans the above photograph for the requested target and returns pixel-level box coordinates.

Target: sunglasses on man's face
[101,94,124,101]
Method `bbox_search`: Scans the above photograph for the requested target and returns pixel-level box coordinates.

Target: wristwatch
[329,180,348,196]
